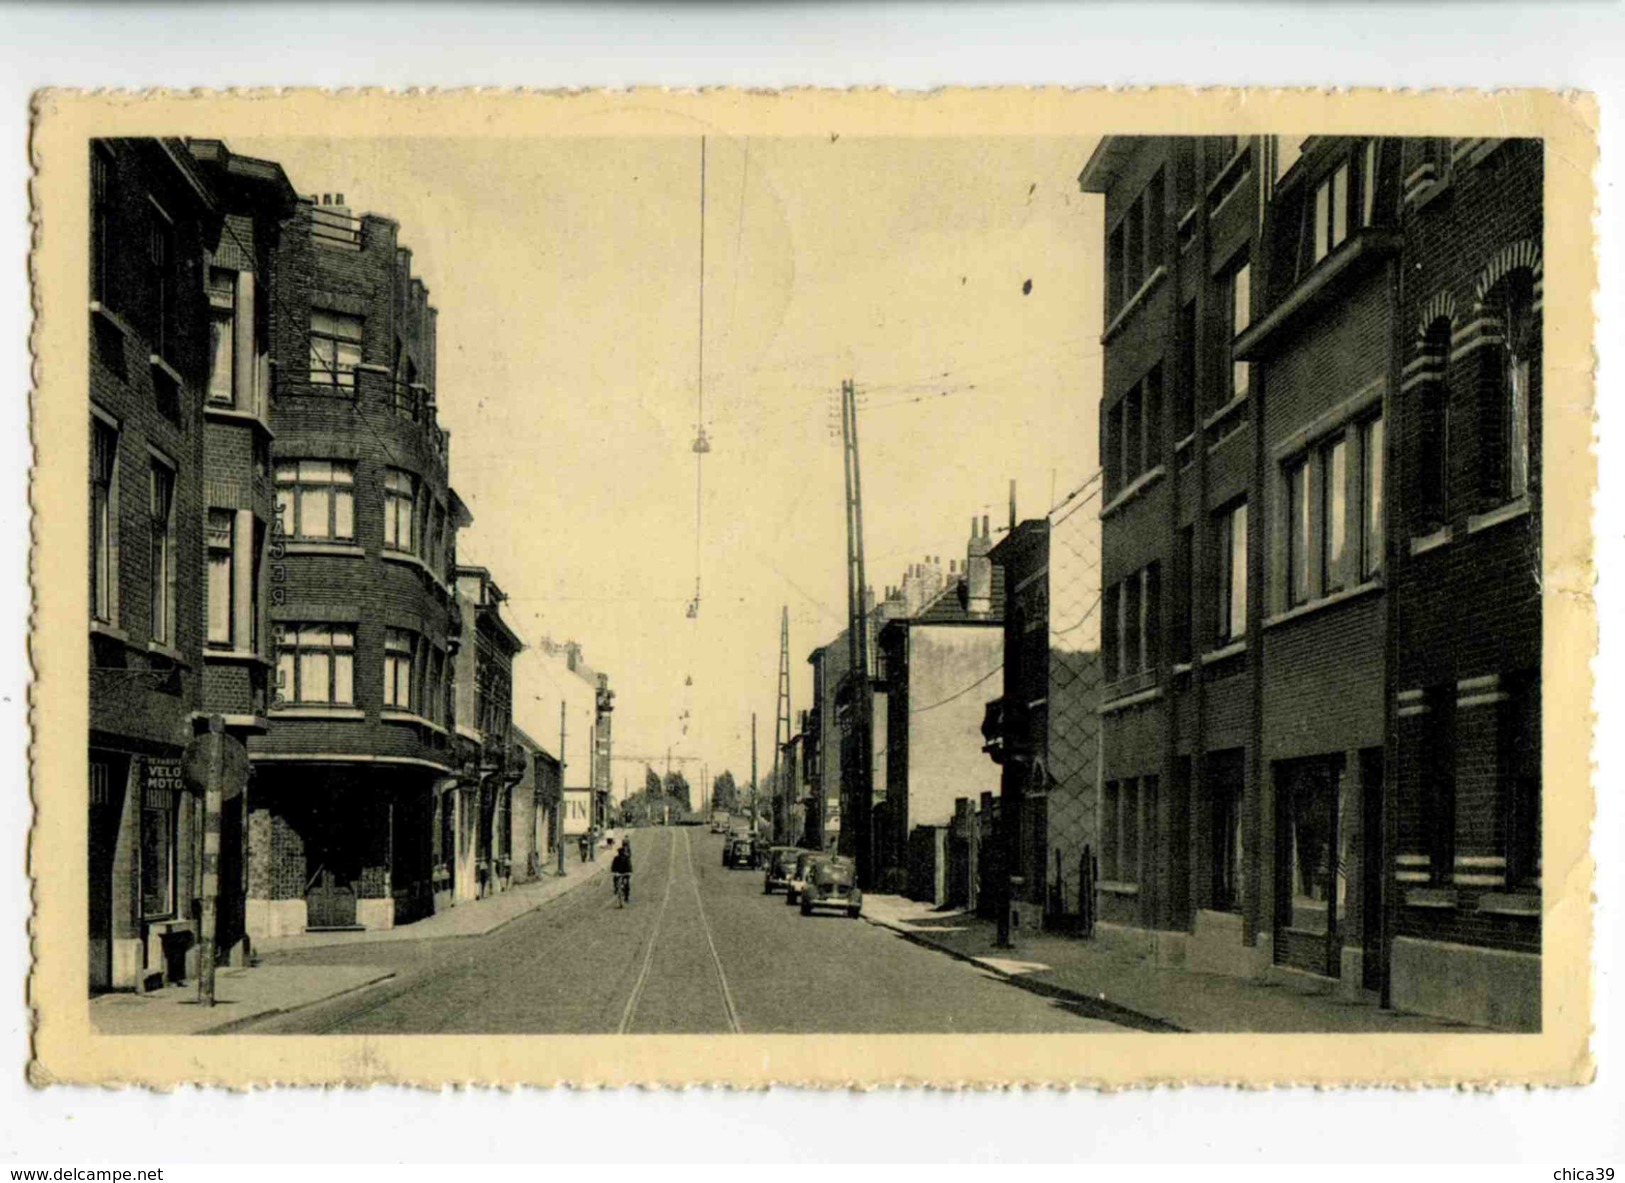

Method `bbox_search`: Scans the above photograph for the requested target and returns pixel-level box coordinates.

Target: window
[206,509,234,647]
[310,309,363,388]
[1123,574,1142,677]
[140,778,176,919]
[275,460,355,541]
[1503,670,1541,888]
[1423,685,1456,883]
[1174,526,1195,665]
[275,624,356,706]
[1230,262,1252,398]
[1143,365,1163,470]
[1321,436,1348,592]
[91,145,112,306]
[1106,226,1125,315]
[147,200,175,358]
[1360,416,1385,579]
[428,646,447,726]
[1216,500,1247,643]
[384,628,418,710]
[1209,750,1245,912]
[1102,584,1121,682]
[1102,778,1141,884]
[1142,562,1161,673]
[207,268,236,405]
[91,416,117,624]
[383,468,418,553]
[429,501,447,575]
[1311,163,1350,264]
[1122,386,1143,484]
[1498,272,1536,502]
[1279,757,1344,936]
[148,460,175,645]
[1287,457,1312,607]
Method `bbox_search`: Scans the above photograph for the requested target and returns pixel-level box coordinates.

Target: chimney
[966,515,993,616]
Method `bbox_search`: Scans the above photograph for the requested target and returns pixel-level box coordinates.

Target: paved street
[240,827,1127,1035]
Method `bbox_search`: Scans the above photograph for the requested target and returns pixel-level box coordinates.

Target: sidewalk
[861,895,1473,1033]
[91,965,395,1035]
[256,838,613,956]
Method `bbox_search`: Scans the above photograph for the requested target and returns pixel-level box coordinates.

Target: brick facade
[1081,135,1543,1028]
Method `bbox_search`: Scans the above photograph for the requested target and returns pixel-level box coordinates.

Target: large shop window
[90,416,118,625]
[309,309,363,388]
[1277,756,1347,936]
[148,459,176,646]
[206,509,234,647]
[1215,499,1248,643]
[140,774,176,920]
[276,460,356,541]
[383,468,419,554]
[275,624,356,706]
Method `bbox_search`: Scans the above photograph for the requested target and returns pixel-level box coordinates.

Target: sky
[237,133,1105,795]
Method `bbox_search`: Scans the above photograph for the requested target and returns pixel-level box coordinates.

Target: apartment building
[247,192,472,937]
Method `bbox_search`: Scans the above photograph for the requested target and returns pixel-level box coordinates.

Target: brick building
[246,191,472,937]
[512,725,563,880]
[1079,135,1542,1028]
[1384,139,1543,1030]
[88,139,215,991]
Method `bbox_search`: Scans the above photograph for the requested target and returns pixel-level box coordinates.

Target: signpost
[183,716,249,1006]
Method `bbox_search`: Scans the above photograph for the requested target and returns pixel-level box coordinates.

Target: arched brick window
[1402,296,1454,530]
[1480,270,1537,503]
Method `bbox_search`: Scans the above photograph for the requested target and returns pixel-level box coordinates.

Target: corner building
[247,193,471,937]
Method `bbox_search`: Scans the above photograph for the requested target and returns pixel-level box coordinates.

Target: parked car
[785,850,831,905]
[723,833,761,869]
[762,846,802,894]
[799,856,863,918]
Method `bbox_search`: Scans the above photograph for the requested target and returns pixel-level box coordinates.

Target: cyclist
[611,839,633,905]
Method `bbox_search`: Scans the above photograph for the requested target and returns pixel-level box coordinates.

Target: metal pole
[750,711,758,837]
[196,716,225,1006]
[556,701,567,876]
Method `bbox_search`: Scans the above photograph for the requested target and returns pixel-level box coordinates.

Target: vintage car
[761,846,803,894]
[799,856,863,918]
[722,832,761,869]
[784,850,831,905]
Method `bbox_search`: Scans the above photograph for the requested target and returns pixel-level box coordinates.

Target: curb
[196,970,398,1036]
[862,914,1186,1034]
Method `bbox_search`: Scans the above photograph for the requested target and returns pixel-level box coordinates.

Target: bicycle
[612,872,631,907]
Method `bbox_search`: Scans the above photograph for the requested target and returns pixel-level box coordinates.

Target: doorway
[1274,754,1346,978]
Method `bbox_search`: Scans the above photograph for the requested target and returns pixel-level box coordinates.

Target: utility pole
[773,606,791,845]
[750,711,759,838]
[840,377,874,887]
[556,701,568,876]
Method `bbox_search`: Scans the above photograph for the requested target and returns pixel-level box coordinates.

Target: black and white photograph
[28,88,1594,1089]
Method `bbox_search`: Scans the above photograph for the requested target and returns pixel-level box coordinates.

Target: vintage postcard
[28,87,1596,1088]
